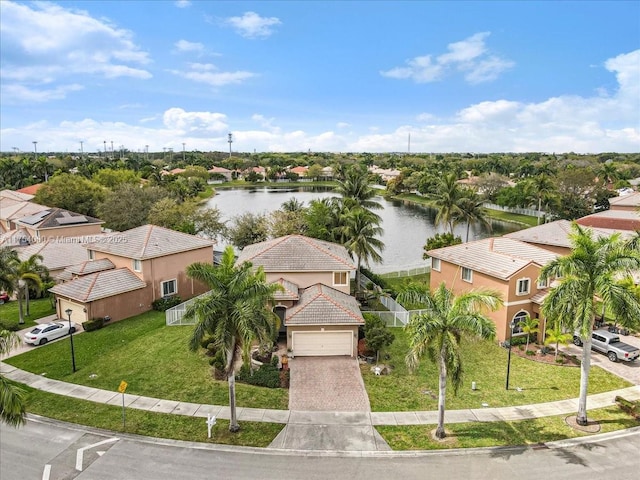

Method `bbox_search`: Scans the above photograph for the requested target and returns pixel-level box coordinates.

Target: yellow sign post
[118,381,128,429]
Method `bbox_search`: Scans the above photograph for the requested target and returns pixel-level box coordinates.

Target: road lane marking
[76,437,119,471]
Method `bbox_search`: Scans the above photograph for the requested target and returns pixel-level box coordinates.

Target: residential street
[2,418,639,480]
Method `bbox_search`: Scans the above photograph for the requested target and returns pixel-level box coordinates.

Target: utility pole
[32,141,37,163]
[228,133,233,158]
[104,140,107,158]
[408,133,411,154]
[145,145,149,162]
[80,141,84,160]
[182,143,186,162]
[111,140,114,159]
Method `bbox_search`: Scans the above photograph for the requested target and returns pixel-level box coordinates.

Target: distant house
[49,225,214,325]
[576,209,640,232]
[368,165,401,182]
[237,235,362,356]
[289,166,309,177]
[14,208,104,243]
[607,191,640,212]
[16,184,44,196]
[208,166,233,181]
[427,237,558,342]
[0,197,49,233]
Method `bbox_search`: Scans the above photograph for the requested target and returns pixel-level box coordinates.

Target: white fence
[483,203,544,218]
[165,292,208,326]
[380,266,430,278]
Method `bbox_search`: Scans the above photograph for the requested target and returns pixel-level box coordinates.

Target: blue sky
[1,0,638,154]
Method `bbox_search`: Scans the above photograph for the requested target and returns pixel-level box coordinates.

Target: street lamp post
[182,143,186,162]
[505,320,515,390]
[65,308,77,373]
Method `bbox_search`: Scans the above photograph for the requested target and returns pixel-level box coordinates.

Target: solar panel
[57,215,88,225]
[19,210,51,225]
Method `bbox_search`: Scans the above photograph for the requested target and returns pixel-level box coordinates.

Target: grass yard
[0,297,56,330]
[4,310,289,410]
[23,387,283,447]
[363,328,630,412]
[376,405,640,450]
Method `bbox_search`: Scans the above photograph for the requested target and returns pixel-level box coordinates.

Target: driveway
[288,357,371,411]
[561,333,640,385]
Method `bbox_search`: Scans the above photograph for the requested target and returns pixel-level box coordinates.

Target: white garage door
[58,299,88,324]
[292,331,353,356]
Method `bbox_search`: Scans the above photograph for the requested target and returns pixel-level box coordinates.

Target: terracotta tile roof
[272,278,300,301]
[17,237,92,272]
[428,237,558,280]
[530,291,548,305]
[285,284,364,326]
[237,235,355,272]
[16,207,104,229]
[576,209,640,231]
[608,192,640,208]
[49,267,146,302]
[208,166,232,173]
[84,224,214,260]
[15,184,43,196]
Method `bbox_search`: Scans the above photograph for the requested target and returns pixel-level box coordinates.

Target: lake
[205,186,522,274]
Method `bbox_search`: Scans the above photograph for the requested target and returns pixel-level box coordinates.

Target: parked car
[0,292,9,304]
[573,329,640,362]
[24,322,76,346]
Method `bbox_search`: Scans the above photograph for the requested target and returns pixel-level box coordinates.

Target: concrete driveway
[561,333,640,385]
[288,357,371,411]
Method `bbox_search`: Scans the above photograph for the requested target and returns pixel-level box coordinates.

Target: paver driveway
[288,357,371,411]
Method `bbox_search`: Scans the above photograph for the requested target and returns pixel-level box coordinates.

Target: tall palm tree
[16,254,46,321]
[335,166,382,211]
[0,247,19,295]
[539,224,640,426]
[183,247,282,432]
[338,208,385,292]
[528,175,557,224]
[0,330,26,426]
[398,283,501,439]
[456,191,491,242]
[432,173,462,235]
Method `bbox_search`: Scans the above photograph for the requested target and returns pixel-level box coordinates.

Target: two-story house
[427,237,558,342]
[237,235,363,357]
[49,225,214,325]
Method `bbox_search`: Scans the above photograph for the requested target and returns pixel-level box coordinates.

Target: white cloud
[174,40,204,53]
[1,83,84,103]
[0,1,151,101]
[225,11,282,38]
[251,114,280,132]
[169,62,255,86]
[381,32,513,84]
[336,122,351,128]
[175,0,191,8]
[416,113,435,122]
[163,108,228,134]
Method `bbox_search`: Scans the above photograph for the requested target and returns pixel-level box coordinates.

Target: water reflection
[205,186,522,274]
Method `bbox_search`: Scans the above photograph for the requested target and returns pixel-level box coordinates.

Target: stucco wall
[29,224,103,241]
[264,271,351,295]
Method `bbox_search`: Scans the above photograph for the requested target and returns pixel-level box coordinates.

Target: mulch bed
[564,415,601,433]
[511,345,580,367]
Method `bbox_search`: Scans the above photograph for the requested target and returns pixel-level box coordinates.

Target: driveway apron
[288,357,371,411]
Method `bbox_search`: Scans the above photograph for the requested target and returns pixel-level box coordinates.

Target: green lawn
[377,405,640,450]
[363,328,630,411]
[23,387,283,447]
[0,297,56,330]
[5,310,289,410]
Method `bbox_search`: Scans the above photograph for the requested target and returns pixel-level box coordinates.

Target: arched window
[511,311,529,335]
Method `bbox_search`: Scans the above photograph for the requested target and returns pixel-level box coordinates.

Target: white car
[24,322,76,346]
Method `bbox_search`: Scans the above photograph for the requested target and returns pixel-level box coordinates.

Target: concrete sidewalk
[2,361,639,427]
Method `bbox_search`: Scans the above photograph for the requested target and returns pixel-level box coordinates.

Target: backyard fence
[379,266,430,278]
[483,203,544,218]
[165,293,208,326]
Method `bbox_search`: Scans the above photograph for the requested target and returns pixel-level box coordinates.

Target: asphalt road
[2,418,639,480]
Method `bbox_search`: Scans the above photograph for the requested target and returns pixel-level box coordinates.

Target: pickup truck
[573,329,640,362]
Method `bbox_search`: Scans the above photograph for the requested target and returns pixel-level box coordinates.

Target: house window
[432,258,441,272]
[537,277,548,289]
[511,311,530,335]
[462,267,473,283]
[133,259,142,272]
[88,250,94,260]
[333,271,348,286]
[517,278,530,296]
[161,279,177,297]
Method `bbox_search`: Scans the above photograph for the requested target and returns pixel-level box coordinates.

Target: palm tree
[0,247,19,295]
[338,208,385,293]
[456,191,491,242]
[183,247,282,432]
[432,173,462,235]
[0,329,26,426]
[335,166,382,212]
[539,224,640,426]
[398,282,501,439]
[544,322,573,361]
[528,175,557,224]
[16,254,45,321]
[519,315,539,352]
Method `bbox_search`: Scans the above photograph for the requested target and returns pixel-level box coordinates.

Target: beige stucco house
[49,225,214,325]
[237,235,363,357]
[427,237,558,342]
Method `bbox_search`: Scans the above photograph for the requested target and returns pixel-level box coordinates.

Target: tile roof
[504,220,631,248]
[16,207,103,229]
[428,237,558,280]
[530,291,548,305]
[0,201,49,222]
[84,224,214,260]
[0,228,31,247]
[17,237,93,271]
[237,235,355,272]
[285,284,364,325]
[576,209,640,231]
[49,267,146,302]
[15,184,43,196]
[61,258,115,278]
[272,278,300,301]
[0,189,34,201]
[608,192,640,208]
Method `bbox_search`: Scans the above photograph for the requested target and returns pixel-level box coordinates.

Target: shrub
[199,335,217,349]
[270,355,279,367]
[525,350,535,356]
[237,363,281,388]
[152,295,182,311]
[510,336,527,346]
[206,343,217,356]
[82,317,104,332]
